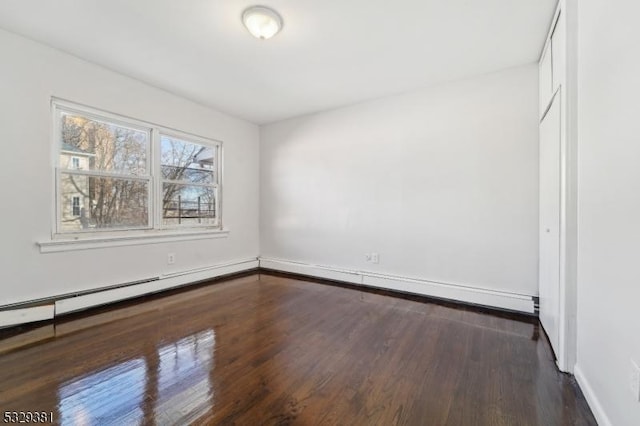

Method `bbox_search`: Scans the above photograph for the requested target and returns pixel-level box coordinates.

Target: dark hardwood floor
[0,273,596,425]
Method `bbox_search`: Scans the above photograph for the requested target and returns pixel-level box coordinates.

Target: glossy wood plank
[0,273,595,425]
[0,325,55,355]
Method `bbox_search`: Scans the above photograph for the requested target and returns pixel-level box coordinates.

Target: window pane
[161,135,215,184]
[60,173,149,232]
[162,183,216,226]
[59,112,148,175]
[72,197,81,216]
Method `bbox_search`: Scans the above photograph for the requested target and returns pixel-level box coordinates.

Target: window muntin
[54,101,221,235]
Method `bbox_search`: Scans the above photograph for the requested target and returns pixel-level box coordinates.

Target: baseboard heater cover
[260,258,362,285]
[0,257,533,327]
[55,277,160,315]
[56,258,259,315]
[0,305,55,328]
[0,258,258,327]
[259,258,535,314]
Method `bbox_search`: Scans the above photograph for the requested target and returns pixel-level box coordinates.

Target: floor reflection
[56,329,215,425]
[155,329,215,425]
[58,358,147,425]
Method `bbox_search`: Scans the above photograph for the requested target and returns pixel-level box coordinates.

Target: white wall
[0,29,259,306]
[260,65,539,298]
[575,1,640,425]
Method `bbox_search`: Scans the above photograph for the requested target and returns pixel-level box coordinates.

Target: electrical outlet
[365,253,372,262]
[630,359,640,402]
[167,253,176,265]
[371,253,379,264]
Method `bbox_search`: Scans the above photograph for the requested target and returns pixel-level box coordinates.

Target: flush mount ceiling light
[242,5,283,40]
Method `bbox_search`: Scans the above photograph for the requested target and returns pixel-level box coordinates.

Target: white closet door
[539,92,561,356]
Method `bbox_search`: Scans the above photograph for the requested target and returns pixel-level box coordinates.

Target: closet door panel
[539,93,561,356]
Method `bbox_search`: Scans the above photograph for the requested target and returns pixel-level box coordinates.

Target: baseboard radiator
[0,258,259,328]
[259,257,536,315]
[0,256,536,328]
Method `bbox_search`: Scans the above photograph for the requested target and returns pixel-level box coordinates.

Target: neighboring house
[59,142,94,232]
[192,146,215,168]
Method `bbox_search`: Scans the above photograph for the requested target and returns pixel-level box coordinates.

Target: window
[54,100,222,235]
[161,135,217,226]
[71,196,81,216]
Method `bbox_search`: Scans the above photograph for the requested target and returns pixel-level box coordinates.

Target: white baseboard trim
[55,258,259,315]
[0,305,55,328]
[259,258,535,314]
[260,258,362,284]
[574,364,612,426]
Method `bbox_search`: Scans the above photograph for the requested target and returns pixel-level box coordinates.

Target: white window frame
[51,99,223,239]
[71,157,80,170]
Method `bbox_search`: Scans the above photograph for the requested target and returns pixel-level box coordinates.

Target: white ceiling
[0,0,556,124]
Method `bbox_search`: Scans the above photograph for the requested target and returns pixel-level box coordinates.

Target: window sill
[38,229,229,253]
